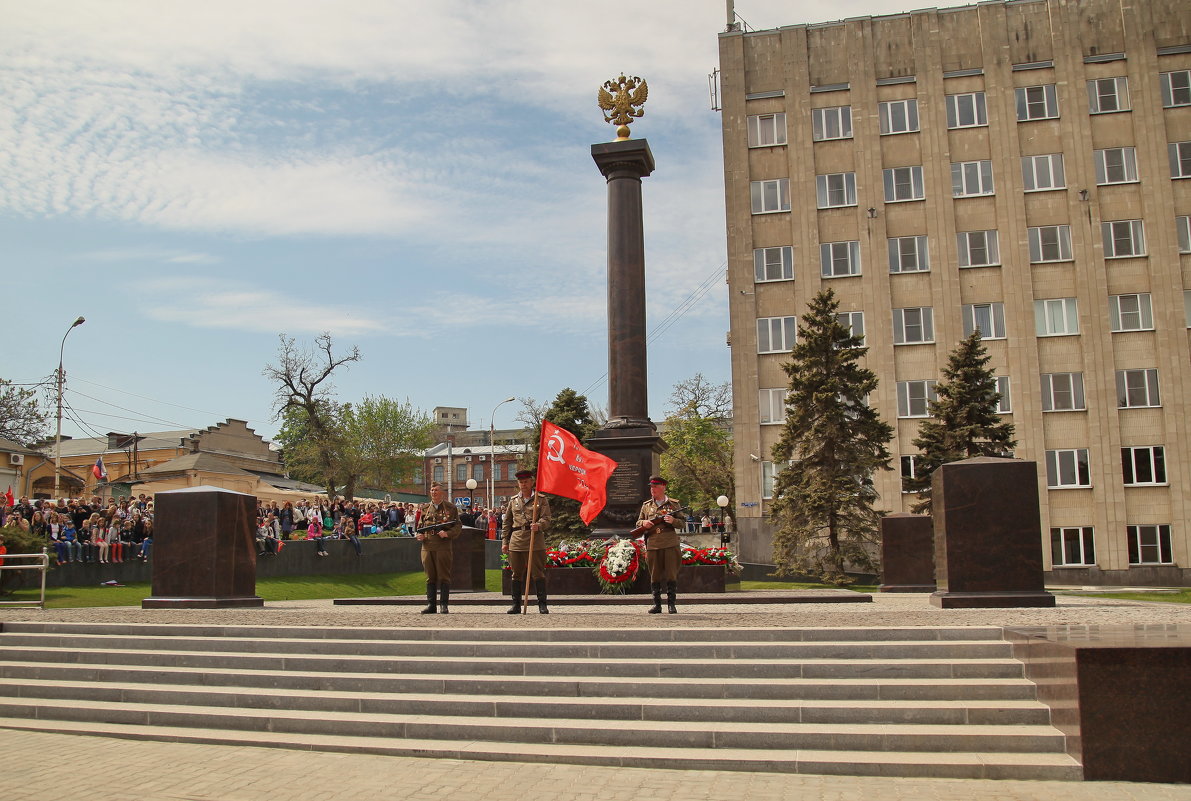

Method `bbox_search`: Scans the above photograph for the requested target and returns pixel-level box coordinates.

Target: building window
[413,467,424,484]
[1016,84,1059,121]
[455,463,467,482]
[1170,142,1191,179]
[1109,293,1154,332]
[1179,216,1191,254]
[1094,147,1139,184]
[754,246,794,282]
[1186,290,1191,328]
[836,311,865,343]
[879,99,919,134]
[946,92,987,128]
[1127,525,1173,565]
[957,230,1000,267]
[952,160,994,197]
[900,455,920,490]
[470,463,482,481]
[896,380,937,418]
[812,106,853,141]
[1160,70,1191,108]
[1022,154,1066,191]
[1101,220,1146,258]
[1041,372,1086,412]
[962,302,1006,340]
[751,179,790,214]
[1122,446,1166,486]
[995,376,1012,414]
[883,166,925,202]
[892,307,934,345]
[1046,449,1091,488]
[816,172,858,208]
[747,113,787,147]
[760,460,789,499]
[1035,298,1079,337]
[757,316,797,353]
[1087,76,1130,114]
[888,236,929,273]
[820,240,861,277]
[1051,527,1096,567]
[759,388,788,425]
[1116,368,1160,408]
[1028,225,1073,263]
[492,463,503,482]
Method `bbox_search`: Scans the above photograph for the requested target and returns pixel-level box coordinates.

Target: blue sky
[2,0,949,442]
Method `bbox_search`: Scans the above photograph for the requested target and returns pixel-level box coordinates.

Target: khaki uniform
[418,500,462,583]
[503,492,552,580]
[636,497,685,582]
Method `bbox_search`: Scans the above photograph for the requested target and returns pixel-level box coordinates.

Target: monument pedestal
[449,527,487,592]
[142,485,263,609]
[587,425,665,533]
[929,458,1055,609]
[879,513,935,592]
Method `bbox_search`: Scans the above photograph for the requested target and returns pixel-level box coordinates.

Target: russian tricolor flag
[93,456,107,481]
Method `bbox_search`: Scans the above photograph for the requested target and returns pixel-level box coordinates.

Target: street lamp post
[487,396,515,509]
[465,477,477,513]
[53,316,86,499]
[717,495,730,545]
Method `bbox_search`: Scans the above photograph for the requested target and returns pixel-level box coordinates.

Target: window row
[753,144,1191,216]
[1050,525,1175,567]
[897,445,1168,491]
[753,217,1191,282]
[756,293,1189,352]
[746,72,1191,148]
[429,462,521,483]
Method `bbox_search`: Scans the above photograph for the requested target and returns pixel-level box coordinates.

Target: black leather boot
[420,582,437,614]
[507,580,523,614]
[648,583,663,614]
[535,578,549,614]
[666,581,678,614]
[438,583,450,614]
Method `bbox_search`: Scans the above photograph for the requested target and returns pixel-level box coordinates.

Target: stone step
[0,646,1026,680]
[0,716,1085,781]
[0,661,1041,701]
[0,697,1069,753]
[0,632,1012,660]
[0,679,1054,725]
[0,621,1004,643]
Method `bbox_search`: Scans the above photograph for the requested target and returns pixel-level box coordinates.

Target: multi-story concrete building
[718,0,1191,584]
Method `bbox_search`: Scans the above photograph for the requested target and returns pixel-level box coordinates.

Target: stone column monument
[586,74,666,532]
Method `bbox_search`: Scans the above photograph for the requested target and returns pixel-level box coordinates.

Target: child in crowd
[309,516,329,556]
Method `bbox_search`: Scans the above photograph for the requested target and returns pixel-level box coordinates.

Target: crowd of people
[1,494,154,564]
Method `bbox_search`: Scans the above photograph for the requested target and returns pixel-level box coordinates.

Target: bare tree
[263,333,360,498]
[665,373,732,421]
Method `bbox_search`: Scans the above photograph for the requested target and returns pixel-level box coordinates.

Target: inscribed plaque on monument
[608,462,642,504]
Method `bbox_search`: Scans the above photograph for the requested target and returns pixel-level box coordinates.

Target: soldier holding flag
[502,469,552,614]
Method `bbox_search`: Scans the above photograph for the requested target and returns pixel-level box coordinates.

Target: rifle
[415,520,456,535]
[628,505,690,539]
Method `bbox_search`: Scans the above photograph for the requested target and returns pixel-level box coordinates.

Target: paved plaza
[2,592,1189,800]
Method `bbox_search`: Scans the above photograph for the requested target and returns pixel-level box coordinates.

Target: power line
[65,388,200,430]
[70,376,251,422]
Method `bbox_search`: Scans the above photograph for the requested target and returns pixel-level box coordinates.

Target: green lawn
[1069,589,1191,604]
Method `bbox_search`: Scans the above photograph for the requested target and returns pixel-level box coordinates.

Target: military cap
[649,476,668,486]
[515,469,536,480]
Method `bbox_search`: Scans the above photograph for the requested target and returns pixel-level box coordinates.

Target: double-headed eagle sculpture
[598,74,648,140]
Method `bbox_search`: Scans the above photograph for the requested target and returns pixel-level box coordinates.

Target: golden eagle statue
[598,74,648,140]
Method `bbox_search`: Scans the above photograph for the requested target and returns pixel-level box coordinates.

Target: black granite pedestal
[449,527,487,592]
[929,457,1055,609]
[142,485,263,609]
[879,514,935,592]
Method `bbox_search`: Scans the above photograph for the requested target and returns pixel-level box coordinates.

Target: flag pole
[523,489,540,614]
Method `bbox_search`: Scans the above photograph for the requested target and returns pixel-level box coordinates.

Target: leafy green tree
[659,374,734,517]
[519,388,596,545]
[0,378,49,446]
[904,331,1017,513]
[770,289,894,585]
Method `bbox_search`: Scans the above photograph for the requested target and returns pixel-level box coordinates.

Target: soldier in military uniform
[502,469,552,614]
[636,476,686,614]
[416,482,462,614]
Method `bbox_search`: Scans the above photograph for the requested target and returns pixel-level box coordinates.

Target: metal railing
[0,548,50,608]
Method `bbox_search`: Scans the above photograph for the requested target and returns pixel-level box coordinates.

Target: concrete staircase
[0,622,1081,780]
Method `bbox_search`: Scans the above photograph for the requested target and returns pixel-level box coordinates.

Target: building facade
[719,0,1191,584]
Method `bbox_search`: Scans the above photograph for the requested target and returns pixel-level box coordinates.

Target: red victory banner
[536,421,618,525]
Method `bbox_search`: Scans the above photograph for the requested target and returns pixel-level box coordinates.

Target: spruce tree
[770,289,894,584]
[521,387,596,545]
[905,331,1017,514]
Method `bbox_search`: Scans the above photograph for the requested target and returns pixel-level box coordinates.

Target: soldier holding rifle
[635,476,686,614]
[502,469,552,614]
[416,482,462,614]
